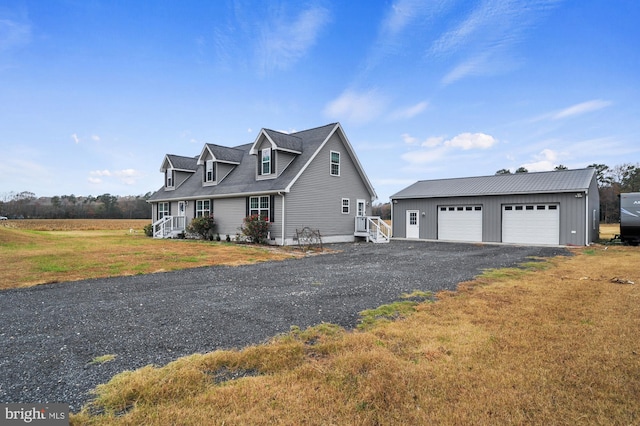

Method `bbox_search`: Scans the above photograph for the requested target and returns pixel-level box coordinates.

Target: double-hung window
[205,160,215,183]
[249,196,270,221]
[261,148,271,175]
[158,202,169,219]
[342,198,350,214]
[330,151,340,176]
[166,169,174,187]
[196,200,211,217]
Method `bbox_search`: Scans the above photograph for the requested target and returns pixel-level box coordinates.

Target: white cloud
[552,100,612,120]
[521,148,560,172]
[444,132,497,150]
[324,89,388,125]
[88,169,142,186]
[257,5,330,74]
[381,0,437,36]
[390,101,429,120]
[401,146,448,165]
[71,133,80,144]
[91,135,100,142]
[430,0,560,84]
[401,132,497,165]
[402,133,418,145]
[114,169,142,185]
[0,18,31,51]
[422,136,445,148]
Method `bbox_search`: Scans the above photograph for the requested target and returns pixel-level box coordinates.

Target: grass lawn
[69,244,640,425]
[4,219,638,424]
[0,219,297,289]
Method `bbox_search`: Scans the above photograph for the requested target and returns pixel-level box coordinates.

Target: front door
[177,201,187,229]
[356,199,367,232]
[178,201,186,217]
[406,210,419,239]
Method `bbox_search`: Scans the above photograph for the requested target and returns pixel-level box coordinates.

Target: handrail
[355,216,391,243]
[153,216,186,238]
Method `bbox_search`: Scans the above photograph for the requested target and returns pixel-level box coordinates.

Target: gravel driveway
[0,240,568,411]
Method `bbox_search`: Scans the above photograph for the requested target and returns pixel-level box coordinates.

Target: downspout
[278,192,285,246]
[585,190,590,246]
[390,198,394,238]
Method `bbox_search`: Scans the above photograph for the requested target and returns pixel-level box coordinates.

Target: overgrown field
[0,219,296,289]
[599,223,620,241]
[71,246,640,425]
[0,218,151,231]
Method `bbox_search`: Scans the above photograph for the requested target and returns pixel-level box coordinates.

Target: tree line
[586,163,640,223]
[2,162,638,222]
[0,191,153,219]
[496,163,640,223]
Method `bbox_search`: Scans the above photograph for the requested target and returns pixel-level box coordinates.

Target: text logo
[2,404,68,425]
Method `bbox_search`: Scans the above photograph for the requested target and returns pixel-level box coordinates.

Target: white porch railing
[355,216,391,243]
[153,215,186,238]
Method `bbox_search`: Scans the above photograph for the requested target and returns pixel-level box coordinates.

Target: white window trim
[341,198,350,214]
[330,151,340,176]
[158,202,169,219]
[249,195,270,221]
[166,169,174,188]
[262,148,271,175]
[196,199,211,217]
[205,160,215,183]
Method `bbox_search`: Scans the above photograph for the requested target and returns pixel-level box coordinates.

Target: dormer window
[261,148,271,175]
[205,160,215,183]
[166,169,174,188]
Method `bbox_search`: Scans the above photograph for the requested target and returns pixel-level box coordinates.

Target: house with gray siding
[148,123,389,245]
[390,168,599,246]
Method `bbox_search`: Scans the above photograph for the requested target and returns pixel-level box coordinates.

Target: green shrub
[240,214,270,244]
[143,223,153,237]
[187,215,216,240]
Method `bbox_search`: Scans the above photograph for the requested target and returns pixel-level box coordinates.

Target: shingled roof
[160,154,198,172]
[148,123,377,202]
[391,168,597,199]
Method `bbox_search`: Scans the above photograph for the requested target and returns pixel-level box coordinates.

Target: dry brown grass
[72,245,640,425]
[0,219,297,290]
[599,223,620,240]
[0,218,151,231]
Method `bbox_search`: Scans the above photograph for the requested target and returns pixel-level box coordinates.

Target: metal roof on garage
[391,168,597,199]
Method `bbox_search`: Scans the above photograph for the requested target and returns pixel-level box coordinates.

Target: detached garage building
[390,168,599,246]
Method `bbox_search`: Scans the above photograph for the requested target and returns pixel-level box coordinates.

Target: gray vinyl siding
[217,163,236,183]
[212,198,246,238]
[393,192,591,245]
[277,151,296,176]
[211,196,282,241]
[255,137,273,181]
[174,171,192,188]
[285,133,371,241]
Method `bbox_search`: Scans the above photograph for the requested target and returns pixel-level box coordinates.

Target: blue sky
[1,0,638,202]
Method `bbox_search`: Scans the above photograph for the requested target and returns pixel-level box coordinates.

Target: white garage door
[438,206,483,242]
[502,204,559,245]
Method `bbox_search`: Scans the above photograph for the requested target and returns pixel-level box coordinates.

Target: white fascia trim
[249,130,276,155]
[196,145,212,165]
[329,123,378,201]
[151,189,290,204]
[284,123,339,193]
